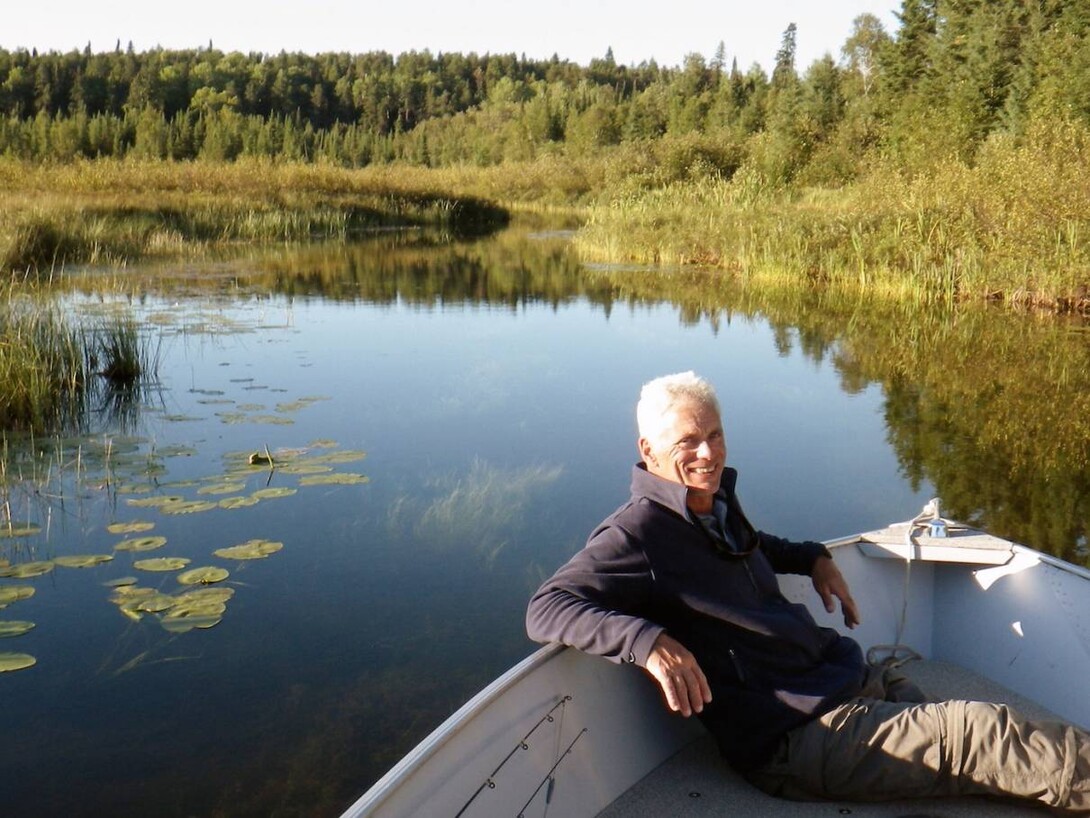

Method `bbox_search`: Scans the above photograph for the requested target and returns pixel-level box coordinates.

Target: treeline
[4,0,1090,179]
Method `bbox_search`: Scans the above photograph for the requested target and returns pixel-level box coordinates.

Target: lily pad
[54,554,114,568]
[115,536,168,553]
[0,523,41,539]
[104,576,138,588]
[213,539,284,560]
[160,613,222,633]
[126,495,184,508]
[0,621,35,638]
[249,415,294,426]
[107,521,156,534]
[311,450,367,464]
[110,586,156,599]
[299,473,369,486]
[133,557,191,572]
[0,653,36,672]
[177,567,229,586]
[218,496,260,509]
[196,482,246,496]
[277,464,333,476]
[251,487,296,500]
[0,561,54,578]
[159,500,218,515]
[0,586,36,605]
[135,593,177,613]
[169,598,227,618]
[175,587,235,604]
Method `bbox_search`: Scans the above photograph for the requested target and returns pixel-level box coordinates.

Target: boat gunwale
[340,642,567,817]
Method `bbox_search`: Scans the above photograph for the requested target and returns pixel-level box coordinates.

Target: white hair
[636,371,720,444]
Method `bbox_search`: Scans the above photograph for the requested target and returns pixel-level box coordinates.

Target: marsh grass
[0,158,533,272]
[575,118,1090,312]
[0,279,160,432]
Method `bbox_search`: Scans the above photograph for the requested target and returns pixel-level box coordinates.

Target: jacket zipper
[728,648,747,683]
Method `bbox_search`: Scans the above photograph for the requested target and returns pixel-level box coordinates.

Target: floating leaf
[133,557,191,572]
[135,593,177,613]
[299,473,369,486]
[169,598,227,618]
[54,554,114,568]
[213,539,284,560]
[160,613,221,633]
[104,576,138,588]
[114,484,153,495]
[159,500,218,515]
[175,587,235,605]
[115,536,168,553]
[251,487,296,500]
[177,567,229,585]
[0,587,36,605]
[0,653,36,672]
[0,621,35,638]
[0,561,54,578]
[308,439,338,449]
[0,523,41,539]
[107,521,155,534]
[126,495,184,508]
[197,482,246,496]
[218,496,260,509]
[311,451,367,464]
[236,403,266,412]
[249,415,294,426]
[277,464,333,475]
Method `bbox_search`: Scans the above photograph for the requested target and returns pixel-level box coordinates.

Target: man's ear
[638,437,656,465]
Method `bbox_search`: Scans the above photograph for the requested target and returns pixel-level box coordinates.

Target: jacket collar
[630,462,739,518]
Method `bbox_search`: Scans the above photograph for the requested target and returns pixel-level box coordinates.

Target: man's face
[639,400,726,507]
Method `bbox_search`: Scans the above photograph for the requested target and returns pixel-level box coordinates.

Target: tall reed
[0,281,159,432]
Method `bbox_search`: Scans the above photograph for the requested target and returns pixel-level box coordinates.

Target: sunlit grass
[575,117,1090,312]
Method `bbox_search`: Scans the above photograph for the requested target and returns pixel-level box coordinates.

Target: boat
[340,502,1090,817]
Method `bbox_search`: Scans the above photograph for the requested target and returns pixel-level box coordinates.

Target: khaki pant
[746,666,1090,812]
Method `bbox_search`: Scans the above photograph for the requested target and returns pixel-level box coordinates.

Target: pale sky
[4,1,900,72]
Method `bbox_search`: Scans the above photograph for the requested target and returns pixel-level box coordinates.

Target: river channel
[2,220,1088,816]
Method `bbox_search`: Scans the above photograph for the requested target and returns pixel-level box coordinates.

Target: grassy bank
[0,158,580,272]
[576,120,1090,312]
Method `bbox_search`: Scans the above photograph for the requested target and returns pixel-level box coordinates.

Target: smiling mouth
[690,466,718,474]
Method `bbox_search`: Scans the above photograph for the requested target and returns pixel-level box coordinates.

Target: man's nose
[696,440,713,458]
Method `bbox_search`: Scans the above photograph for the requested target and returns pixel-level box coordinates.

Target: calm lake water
[2,221,1089,817]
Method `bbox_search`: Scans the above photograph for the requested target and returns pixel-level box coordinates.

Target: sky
[4,1,901,72]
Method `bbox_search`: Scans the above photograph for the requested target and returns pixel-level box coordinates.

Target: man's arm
[757,529,861,629]
[526,525,663,666]
[526,524,712,717]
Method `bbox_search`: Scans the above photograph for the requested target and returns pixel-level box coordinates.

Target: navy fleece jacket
[526,464,866,770]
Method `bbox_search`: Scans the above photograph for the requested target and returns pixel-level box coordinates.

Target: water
[2,223,1088,816]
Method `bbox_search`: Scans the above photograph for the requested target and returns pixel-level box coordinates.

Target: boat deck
[599,659,1059,817]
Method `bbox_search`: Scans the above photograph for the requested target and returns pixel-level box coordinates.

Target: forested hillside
[4,0,1089,179]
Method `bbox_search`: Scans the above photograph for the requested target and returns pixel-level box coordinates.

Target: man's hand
[811,554,861,629]
[645,632,712,717]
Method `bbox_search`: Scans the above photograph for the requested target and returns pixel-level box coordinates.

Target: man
[526,371,1090,811]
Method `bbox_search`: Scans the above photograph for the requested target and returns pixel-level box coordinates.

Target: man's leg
[747,697,1090,812]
